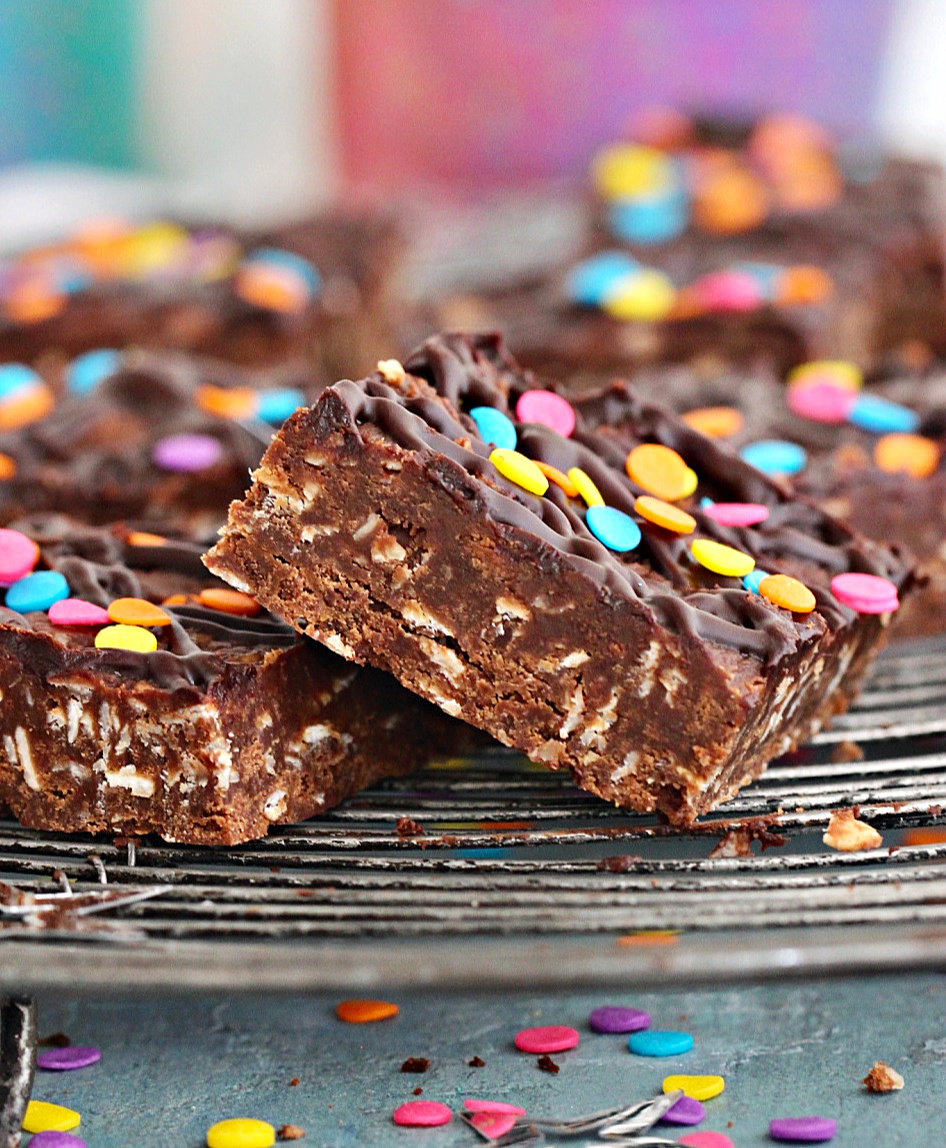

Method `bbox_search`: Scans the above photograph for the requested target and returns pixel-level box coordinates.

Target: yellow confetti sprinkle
[567,466,604,507]
[206,1117,276,1148]
[94,624,159,653]
[663,1074,726,1101]
[23,1100,81,1134]
[691,538,756,578]
[490,448,549,496]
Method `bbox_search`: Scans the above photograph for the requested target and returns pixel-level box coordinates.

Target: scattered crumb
[930,805,943,818]
[831,739,865,764]
[377,359,406,384]
[277,1125,305,1141]
[413,1087,423,1096]
[468,1056,486,1067]
[536,1055,559,1074]
[709,819,788,857]
[863,1061,904,1092]
[400,1057,430,1073]
[824,808,883,852]
[289,1078,300,1087]
[396,817,424,837]
[596,855,642,872]
[727,1121,734,1128]
[38,1033,70,1047]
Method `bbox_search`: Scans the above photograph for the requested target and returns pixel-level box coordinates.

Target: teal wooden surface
[25,973,946,1146]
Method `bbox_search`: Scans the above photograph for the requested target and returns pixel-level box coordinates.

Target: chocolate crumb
[400,1057,430,1073]
[38,1032,71,1047]
[930,805,943,817]
[536,1054,559,1074]
[831,739,865,764]
[863,1061,904,1092]
[468,1056,486,1067]
[709,819,787,858]
[413,1087,423,1096]
[289,1078,300,1087]
[596,855,642,872]
[396,817,424,837]
[277,1125,305,1141]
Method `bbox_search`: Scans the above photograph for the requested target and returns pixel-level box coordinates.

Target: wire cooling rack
[0,637,945,993]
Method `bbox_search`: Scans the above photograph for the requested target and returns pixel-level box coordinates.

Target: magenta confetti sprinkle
[392,1100,451,1127]
[514,1024,580,1053]
[660,1094,706,1125]
[28,1135,87,1148]
[37,1045,101,1071]
[588,1005,651,1033]
[152,433,224,472]
[769,1115,837,1142]
[464,1100,526,1115]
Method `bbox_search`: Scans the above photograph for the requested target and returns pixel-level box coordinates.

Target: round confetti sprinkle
[694,165,769,235]
[196,384,258,420]
[586,505,642,553]
[0,452,15,479]
[787,381,856,423]
[682,406,744,438]
[514,1025,580,1054]
[787,360,862,391]
[0,382,55,431]
[0,363,42,401]
[127,531,167,547]
[0,527,40,586]
[37,1046,101,1071]
[680,467,699,497]
[5,570,69,613]
[635,495,696,534]
[153,433,224,472]
[830,572,899,615]
[66,349,120,395]
[702,501,769,528]
[848,394,920,434]
[659,1094,706,1126]
[490,448,549,496]
[235,248,321,313]
[663,1074,725,1101]
[608,190,688,246]
[588,1005,651,1033]
[691,539,755,579]
[22,1101,81,1134]
[47,598,110,627]
[95,624,158,653]
[874,432,940,478]
[516,389,576,438]
[565,251,639,306]
[198,588,261,616]
[603,267,677,322]
[626,443,691,501]
[678,1133,734,1148]
[535,461,579,497]
[470,1111,518,1138]
[28,1133,87,1148]
[568,466,604,507]
[740,439,807,476]
[392,1101,451,1127]
[743,568,771,594]
[769,1115,837,1142]
[628,1029,694,1057]
[206,1117,275,1148]
[471,407,517,450]
[336,999,399,1023]
[691,269,762,312]
[464,1100,526,1116]
[759,574,816,614]
[777,264,834,305]
[107,597,172,628]
[257,387,306,424]
[162,593,192,608]
[593,143,674,199]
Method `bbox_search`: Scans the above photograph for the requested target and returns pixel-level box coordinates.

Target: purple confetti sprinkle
[660,1094,706,1125]
[152,433,224,472]
[28,1134,87,1148]
[37,1045,101,1071]
[769,1115,837,1142]
[588,1006,651,1033]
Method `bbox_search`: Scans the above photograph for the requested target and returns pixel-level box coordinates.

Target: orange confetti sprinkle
[617,931,679,948]
[773,152,843,212]
[694,165,769,234]
[874,433,940,479]
[0,385,55,431]
[3,281,65,324]
[196,384,259,420]
[161,593,193,607]
[626,443,691,502]
[635,495,696,534]
[107,597,172,628]
[0,453,15,480]
[127,531,167,547]
[336,999,399,1024]
[235,268,308,314]
[778,265,834,306]
[535,461,579,498]
[198,587,261,616]
[758,573,817,614]
[681,406,745,439]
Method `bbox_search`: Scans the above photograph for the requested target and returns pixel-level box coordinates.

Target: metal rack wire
[1,638,945,992]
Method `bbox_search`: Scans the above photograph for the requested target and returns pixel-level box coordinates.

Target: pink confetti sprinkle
[464,1100,527,1116]
[515,389,576,438]
[514,1025,580,1054]
[470,1111,518,1138]
[152,433,224,473]
[787,382,856,424]
[392,1100,452,1127]
[48,598,110,626]
[831,572,900,615]
[0,528,39,587]
[678,1132,734,1148]
[702,502,770,528]
[692,270,762,312]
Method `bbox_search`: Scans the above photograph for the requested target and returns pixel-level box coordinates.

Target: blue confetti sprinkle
[740,439,807,476]
[700,496,715,508]
[565,251,639,306]
[732,261,784,300]
[586,505,642,552]
[469,406,517,450]
[848,394,920,434]
[628,1030,694,1057]
[5,570,69,613]
[244,247,321,294]
[257,387,306,424]
[743,568,770,594]
[66,349,121,395]
[608,186,689,246]
[0,364,43,402]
